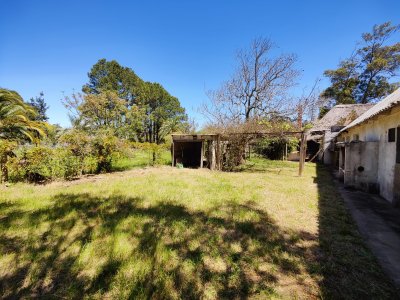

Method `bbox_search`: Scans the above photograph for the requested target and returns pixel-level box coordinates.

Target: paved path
[337,184,400,291]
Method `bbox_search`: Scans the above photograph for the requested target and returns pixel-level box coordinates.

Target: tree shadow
[1,192,317,299]
[232,161,295,174]
[314,163,398,299]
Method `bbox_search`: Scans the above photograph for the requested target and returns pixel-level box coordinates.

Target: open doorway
[173,141,202,168]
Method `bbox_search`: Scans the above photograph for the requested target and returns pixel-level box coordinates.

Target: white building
[337,89,400,205]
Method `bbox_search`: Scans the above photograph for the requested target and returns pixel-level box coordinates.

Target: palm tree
[0,88,47,142]
[0,88,48,182]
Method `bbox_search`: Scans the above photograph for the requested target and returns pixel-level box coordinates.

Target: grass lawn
[111,148,171,171]
[0,158,397,299]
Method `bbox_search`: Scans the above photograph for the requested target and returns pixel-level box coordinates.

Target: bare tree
[294,78,322,128]
[203,37,299,125]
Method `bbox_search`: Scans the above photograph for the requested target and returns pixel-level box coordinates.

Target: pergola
[171,131,307,176]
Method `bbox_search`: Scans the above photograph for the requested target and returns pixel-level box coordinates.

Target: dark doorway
[307,140,320,161]
[173,141,203,168]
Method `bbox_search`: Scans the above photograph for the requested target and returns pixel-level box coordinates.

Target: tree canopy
[203,38,299,125]
[29,92,49,122]
[322,21,400,105]
[82,59,142,105]
[68,59,189,143]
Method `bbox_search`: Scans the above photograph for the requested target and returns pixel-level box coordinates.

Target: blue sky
[1,0,399,127]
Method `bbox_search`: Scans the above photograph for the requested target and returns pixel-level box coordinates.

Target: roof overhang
[172,134,218,141]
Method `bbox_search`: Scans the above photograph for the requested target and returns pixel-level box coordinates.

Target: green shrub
[58,129,91,158]
[91,130,119,173]
[58,129,92,175]
[0,140,17,182]
[3,130,169,183]
[254,137,298,160]
[83,155,98,174]
[7,146,82,182]
[53,148,82,179]
[11,146,55,183]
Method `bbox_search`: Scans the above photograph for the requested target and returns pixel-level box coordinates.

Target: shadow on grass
[315,164,398,299]
[232,159,297,174]
[1,193,317,299]
[2,163,398,299]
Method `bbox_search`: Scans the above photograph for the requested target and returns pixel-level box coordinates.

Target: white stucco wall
[341,106,400,203]
[319,131,338,165]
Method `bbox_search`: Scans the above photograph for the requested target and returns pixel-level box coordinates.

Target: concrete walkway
[337,184,400,291]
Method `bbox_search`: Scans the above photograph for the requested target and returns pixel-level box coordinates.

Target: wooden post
[200,141,204,168]
[209,140,216,170]
[285,142,288,161]
[298,132,306,176]
[171,141,175,167]
[248,143,251,159]
[216,134,221,170]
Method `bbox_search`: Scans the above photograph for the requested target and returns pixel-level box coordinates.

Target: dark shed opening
[173,141,202,168]
[172,134,219,170]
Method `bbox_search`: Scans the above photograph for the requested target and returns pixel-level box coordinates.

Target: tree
[322,21,400,105]
[79,91,128,129]
[0,88,47,143]
[82,59,142,105]
[322,59,360,104]
[137,82,187,143]
[0,88,48,181]
[29,92,49,121]
[62,90,145,140]
[203,37,299,124]
[80,59,188,143]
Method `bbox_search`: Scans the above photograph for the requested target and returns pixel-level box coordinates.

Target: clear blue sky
[1,0,399,127]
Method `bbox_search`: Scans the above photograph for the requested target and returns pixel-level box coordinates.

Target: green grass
[0,158,397,299]
[112,149,171,171]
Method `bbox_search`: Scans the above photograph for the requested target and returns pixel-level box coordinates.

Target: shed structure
[171,134,220,170]
[172,131,307,175]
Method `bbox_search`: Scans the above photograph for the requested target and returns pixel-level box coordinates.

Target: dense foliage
[3,129,125,182]
[70,59,188,144]
[322,22,400,107]
[254,137,298,160]
[0,61,184,183]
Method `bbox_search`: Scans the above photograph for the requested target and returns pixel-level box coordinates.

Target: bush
[8,146,85,182]
[254,137,298,160]
[58,129,91,175]
[222,138,247,171]
[91,130,119,173]
[53,148,82,179]
[0,140,17,182]
[82,155,98,174]
[59,129,127,175]
[3,130,164,183]
[7,146,54,183]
